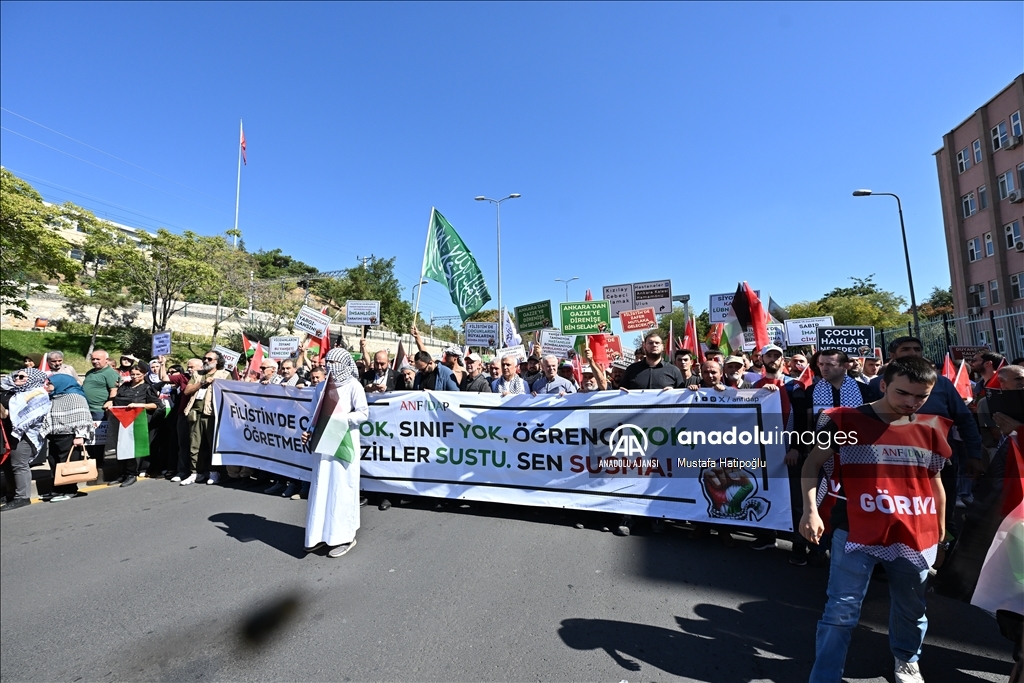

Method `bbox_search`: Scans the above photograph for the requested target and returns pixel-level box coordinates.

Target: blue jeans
[809,529,930,683]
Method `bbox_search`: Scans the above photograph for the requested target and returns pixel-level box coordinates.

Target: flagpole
[233,119,242,249]
[413,208,434,325]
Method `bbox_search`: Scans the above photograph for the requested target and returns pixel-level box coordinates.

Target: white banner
[151,331,172,357]
[212,346,241,371]
[346,300,380,326]
[211,382,792,529]
[540,329,577,358]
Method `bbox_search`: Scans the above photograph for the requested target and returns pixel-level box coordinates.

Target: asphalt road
[0,478,1013,683]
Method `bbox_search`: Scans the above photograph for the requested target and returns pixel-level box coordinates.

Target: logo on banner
[699,466,770,522]
[608,424,649,458]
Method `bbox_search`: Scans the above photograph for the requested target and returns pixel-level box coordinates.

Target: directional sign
[602,284,635,317]
[632,280,672,315]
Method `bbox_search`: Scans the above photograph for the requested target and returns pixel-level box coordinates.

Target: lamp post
[555,276,579,302]
[852,189,919,338]
[411,279,428,329]
[475,193,521,348]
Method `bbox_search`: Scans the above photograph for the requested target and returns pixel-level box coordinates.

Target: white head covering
[325,348,358,386]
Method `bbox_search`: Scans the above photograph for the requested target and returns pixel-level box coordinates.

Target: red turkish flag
[240,125,247,165]
[794,364,815,391]
[952,360,973,401]
[942,353,956,382]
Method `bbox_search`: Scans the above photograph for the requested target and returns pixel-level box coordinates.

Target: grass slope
[0,330,124,375]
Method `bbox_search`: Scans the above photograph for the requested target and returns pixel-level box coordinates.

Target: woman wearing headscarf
[106,361,160,487]
[302,348,369,558]
[2,369,50,512]
[40,374,95,502]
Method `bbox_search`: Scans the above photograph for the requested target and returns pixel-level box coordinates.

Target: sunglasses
[12,374,28,381]
[204,357,217,362]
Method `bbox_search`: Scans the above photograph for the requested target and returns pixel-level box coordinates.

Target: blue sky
[2,2,1021,334]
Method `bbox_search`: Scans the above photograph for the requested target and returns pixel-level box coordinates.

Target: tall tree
[0,169,79,318]
[917,286,954,319]
[782,275,911,329]
[252,248,317,279]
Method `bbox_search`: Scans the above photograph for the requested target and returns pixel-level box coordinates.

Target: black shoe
[107,477,125,486]
[39,493,55,502]
[378,499,392,511]
[789,547,808,566]
[1,498,31,512]
[120,476,137,488]
[359,497,368,507]
[72,491,88,498]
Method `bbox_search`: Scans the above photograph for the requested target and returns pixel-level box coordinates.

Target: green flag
[422,209,491,321]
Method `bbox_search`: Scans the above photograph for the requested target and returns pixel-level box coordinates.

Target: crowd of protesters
[2,328,1022,682]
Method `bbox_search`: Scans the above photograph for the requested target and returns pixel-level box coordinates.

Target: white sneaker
[171,475,182,482]
[206,472,220,485]
[328,539,356,558]
[895,658,924,683]
[180,473,197,486]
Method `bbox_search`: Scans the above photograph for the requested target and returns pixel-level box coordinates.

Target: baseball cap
[444,346,463,357]
[580,364,594,375]
[466,352,481,362]
[760,344,783,356]
[559,360,574,369]
[724,355,745,366]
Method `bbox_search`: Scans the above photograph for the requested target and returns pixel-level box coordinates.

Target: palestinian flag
[970,432,1024,615]
[242,333,265,380]
[309,383,356,463]
[721,282,769,357]
[110,407,149,460]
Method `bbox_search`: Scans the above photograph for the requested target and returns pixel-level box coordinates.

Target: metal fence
[879,306,1024,362]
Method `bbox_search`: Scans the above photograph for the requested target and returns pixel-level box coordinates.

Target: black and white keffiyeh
[812,375,863,411]
[325,348,358,386]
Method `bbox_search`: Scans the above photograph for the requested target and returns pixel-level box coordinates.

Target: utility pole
[355,254,373,269]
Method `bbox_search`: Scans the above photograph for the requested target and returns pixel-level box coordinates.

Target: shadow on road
[208,512,306,558]
[558,600,1010,682]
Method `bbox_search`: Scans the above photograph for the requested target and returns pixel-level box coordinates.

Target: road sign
[632,280,672,315]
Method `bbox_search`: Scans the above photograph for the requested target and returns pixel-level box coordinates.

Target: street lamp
[475,193,521,348]
[555,276,579,302]
[411,279,428,328]
[852,189,919,338]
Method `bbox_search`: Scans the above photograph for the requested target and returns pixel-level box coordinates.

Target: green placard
[560,300,612,335]
[514,300,553,333]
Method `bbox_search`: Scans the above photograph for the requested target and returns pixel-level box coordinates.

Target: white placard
[784,316,835,346]
[709,290,762,323]
[151,331,172,357]
[495,344,528,362]
[269,336,301,360]
[346,300,381,326]
[540,329,578,358]
[293,305,331,338]
[212,345,241,371]
[632,279,672,315]
[465,322,499,347]
[602,284,635,317]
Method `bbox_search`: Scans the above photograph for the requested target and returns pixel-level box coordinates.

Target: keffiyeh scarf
[325,348,358,386]
[9,369,51,451]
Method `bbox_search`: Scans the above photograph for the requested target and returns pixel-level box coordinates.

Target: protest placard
[784,316,835,346]
[345,300,380,326]
[606,335,624,361]
[632,280,672,315]
[495,344,528,362]
[619,307,658,332]
[560,300,612,335]
[151,331,171,357]
[540,329,578,358]
[709,290,761,323]
[212,346,241,371]
[602,284,634,317]
[815,326,876,357]
[465,322,499,347]
[514,300,553,333]
[269,336,301,359]
[293,305,331,338]
[950,345,989,363]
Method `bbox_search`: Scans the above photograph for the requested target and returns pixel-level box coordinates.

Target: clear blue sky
[2,2,1021,335]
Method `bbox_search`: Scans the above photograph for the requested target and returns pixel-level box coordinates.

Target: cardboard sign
[949,345,989,363]
[740,325,786,352]
[293,306,331,338]
[346,300,380,326]
[606,335,624,361]
[212,346,241,372]
[540,329,578,359]
[784,316,835,346]
[514,300,553,333]
[632,280,672,315]
[618,307,658,332]
[465,322,499,347]
[151,331,172,357]
[495,344,528,362]
[816,326,876,357]
[560,300,612,335]
[709,290,762,324]
[269,336,301,360]
[602,284,635,317]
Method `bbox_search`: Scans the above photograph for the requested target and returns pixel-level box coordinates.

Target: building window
[1013,273,1024,300]
[69,248,84,261]
[973,139,983,163]
[1018,326,1024,356]
[967,237,981,261]
[978,329,991,346]
[978,284,988,307]
[991,279,1000,304]
[957,147,972,173]
[992,121,1009,151]
[1013,111,1023,138]
[996,328,1006,354]
[1019,163,1024,190]
[962,193,977,217]
[985,232,994,256]
[999,171,1016,199]
[1006,221,1022,250]
[979,185,989,209]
